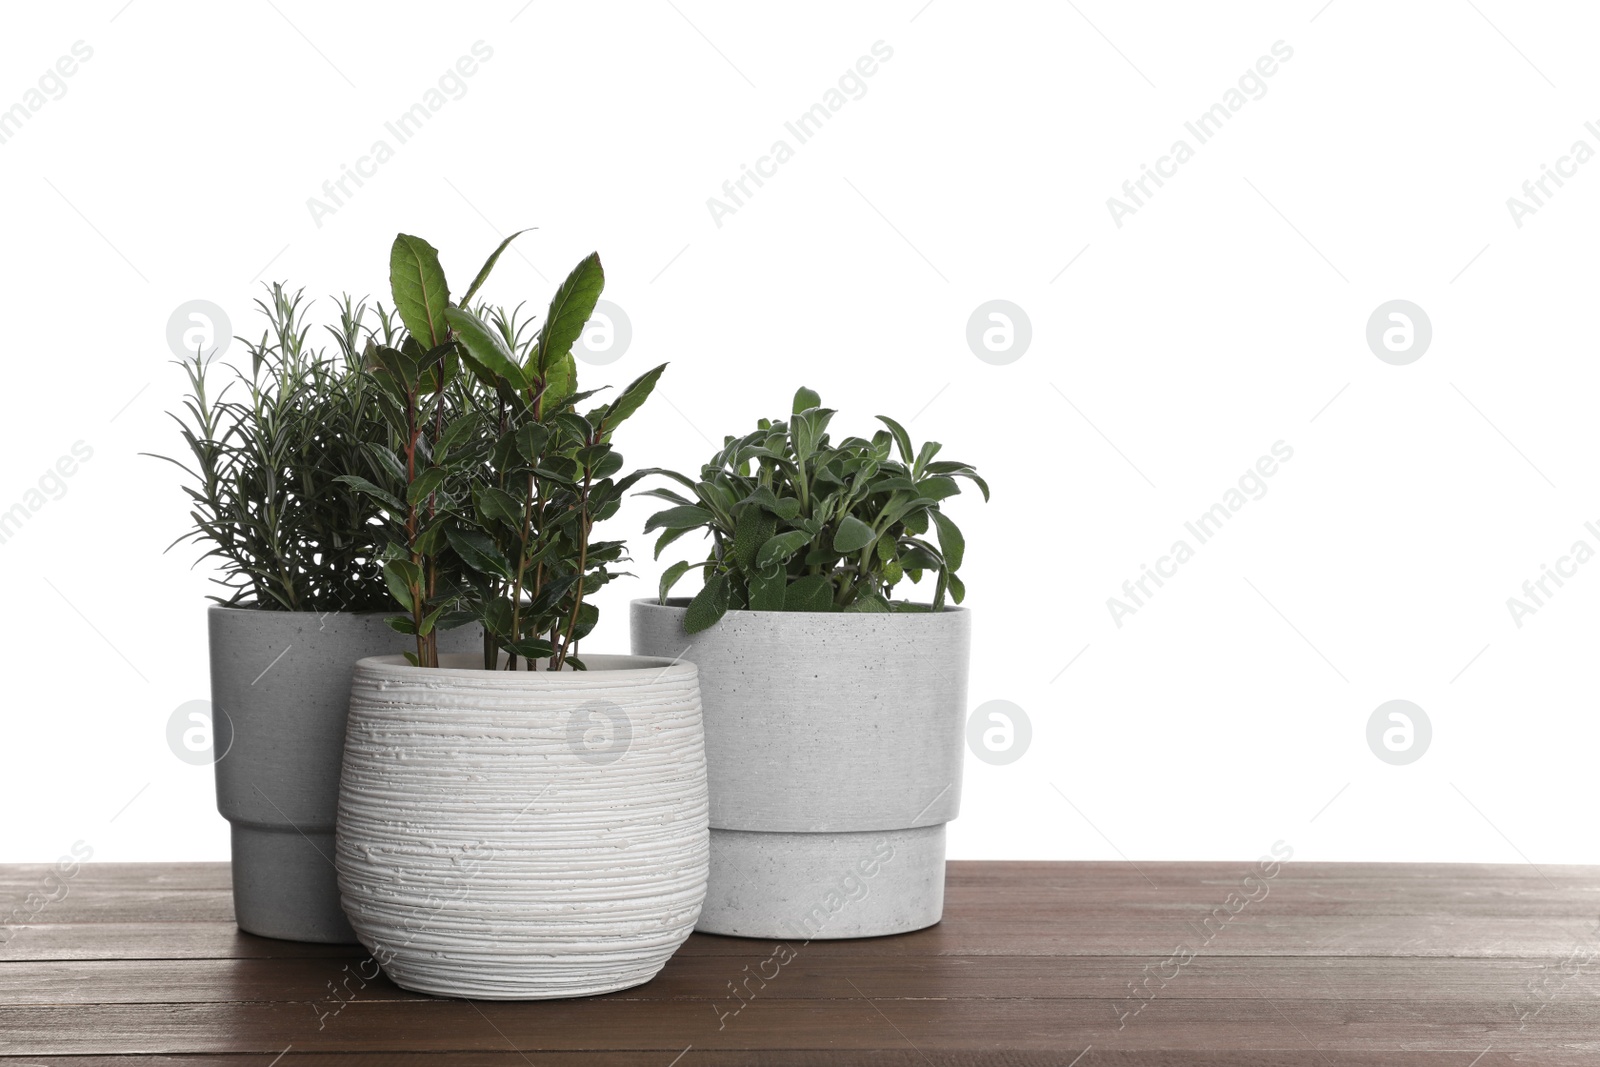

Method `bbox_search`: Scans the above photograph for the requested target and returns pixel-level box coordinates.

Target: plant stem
[554,462,595,670]
[507,467,536,670]
[403,389,429,667]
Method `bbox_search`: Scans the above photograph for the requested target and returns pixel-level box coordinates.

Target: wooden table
[2,861,1598,1064]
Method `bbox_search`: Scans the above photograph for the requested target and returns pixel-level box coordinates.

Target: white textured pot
[630,599,970,939]
[209,606,479,943]
[335,653,709,999]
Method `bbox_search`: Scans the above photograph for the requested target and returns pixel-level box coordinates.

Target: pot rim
[207,603,395,618]
[630,597,969,617]
[354,651,696,683]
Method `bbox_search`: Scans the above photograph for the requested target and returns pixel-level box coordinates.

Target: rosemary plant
[157,285,401,612]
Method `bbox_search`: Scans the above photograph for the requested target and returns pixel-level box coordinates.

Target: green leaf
[474,485,524,526]
[444,305,527,390]
[913,439,942,478]
[748,565,787,611]
[445,525,515,580]
[514,422,550,464]
[414,521,449,559]
[389,234,450,348]
[792,386,821,414]
[417,603,447,637]
[550,412,593,446]
[757,529,812,569]
[333,475,405,514]
[459,228,534,307]
[930,509,965,571]
[900,538,944,572]
[602,363,666,432]
[832,515,876,554]
[917,475,960,501]
[507,638,555,663]
[738,446,799,475]
[845,588,891,613]
[571,600,601,641]
[435,412,480,459]
[659,559,694,603]
[644,505,713,533]
[407,466,448,506]
[382,560,420,614]
[733,504,777,569]
[414,340,458,394]
[785,574,834,613]
[791,408,835,466]
[684,572,730,633]
[947,571,966,604]
[634,467,702,493]
[927,461,990,501]
[435,610,478,633]
[365,342,418,389]
[876,415,914,463]
[541,350,578,412]
[881,495,940,532]
[873,477,919,493]
[539,253,605,373]
[635,487,696,506]
[654,524,698,560]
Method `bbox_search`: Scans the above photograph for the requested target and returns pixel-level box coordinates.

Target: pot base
[231,825,357,943]
[697,825,945,939]
[380,957,670,1001]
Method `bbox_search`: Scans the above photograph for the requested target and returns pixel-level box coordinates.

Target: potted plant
[158,286,481,943]
[331,232,708,999]
[631,388,986,938]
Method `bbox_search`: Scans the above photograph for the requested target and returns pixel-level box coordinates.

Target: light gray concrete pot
[335,653,709,999]
[209,606,479,943]
[630,599,970,939]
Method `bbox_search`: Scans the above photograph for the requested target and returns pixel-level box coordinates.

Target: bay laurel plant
[157,285,399,612]
[337,232,665,670]
[645,387,987,633]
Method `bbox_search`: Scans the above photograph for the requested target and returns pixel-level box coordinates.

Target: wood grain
[0,860,1597,1062]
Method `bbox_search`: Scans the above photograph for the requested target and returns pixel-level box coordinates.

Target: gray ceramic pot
[209,606,479,942]
[630,599,970,939]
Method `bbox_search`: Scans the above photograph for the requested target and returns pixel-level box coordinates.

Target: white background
[2,1,1595,869]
